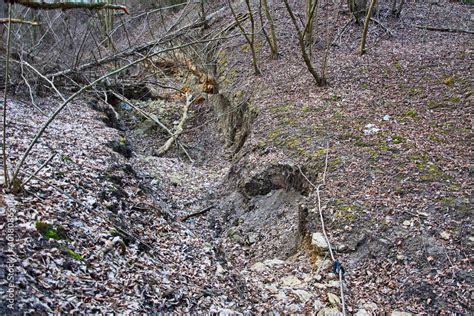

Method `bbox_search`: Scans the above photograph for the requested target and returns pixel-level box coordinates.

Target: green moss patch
[404,110,417,118]
[66,249,84,261]
[36,221,69,241]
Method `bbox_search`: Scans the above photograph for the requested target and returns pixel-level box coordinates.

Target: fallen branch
[331,18,351,46]
[8,0,129,14]
[108,91,193,162]
[370,17,394,37]
[156,93,192,156]
[22,152,56,186]
[19,55,44,115]
[414,24,474,35]
[0,18,39,25]
[180,205,215,222]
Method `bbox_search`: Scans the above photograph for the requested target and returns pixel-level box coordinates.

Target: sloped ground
[216,0,472,313]
[0,0,473,314]
[0,98,257,313]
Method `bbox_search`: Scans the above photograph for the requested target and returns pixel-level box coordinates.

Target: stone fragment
[440,231,450,240]
[315,283,327,289]
[327,292,341,307]
[281,275,302,288]
[355,309,370,316]
[391,312,412,316]
[363,302,378,311]
[313,299,324,312]
[287,304,301,313]
[247,233,258,244]
[293,289,313,303]
[317,307,342,316]
[216,263,225,275]
[312,233,329,251]
[250,262,267,273]
[263,259,286,267]
[275,291,287,301]
[265,284,278,294]
[218,308,242,316]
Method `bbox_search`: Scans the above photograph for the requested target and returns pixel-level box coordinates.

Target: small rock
[355,309,370,316]
[326,273,337,280]
[281,275,302,288]
[265,284,278,294]
[336,244,349,253]
[247,233,258,244]
[275,291,287,301]
[383,114,391,121]
[315,259,332,271]
[391,312,412,316]
[293,289,313,303]
[469,236,474,242]
[315,283,327,289]
[169,173,183,186]
[312,233,329,251]
[287,304,301,313]
[402,220,411,226]
[218,308,242,316]
[313,299,324,312]
[440,231,450,240]
[263,259,286,267]
[327,280,340,288]
[396,254,406,260]
[250,262,267,273]
[363,302,378,311]
[216,263,225,275]
[317,307,342,316]
[327,292,341,307]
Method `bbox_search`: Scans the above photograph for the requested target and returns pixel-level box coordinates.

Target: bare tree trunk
[228,0,261,75]
[99,0,114,48]
[200,0,208,29]
[283,0,325,86]
[261,0,278,59]
[305,0,316,50]
[391,0,404,17]
[359,0,377,55]
[245,0,260,75]
[348,0,367,24]
[2,4,12,188]
[6,0,128,13]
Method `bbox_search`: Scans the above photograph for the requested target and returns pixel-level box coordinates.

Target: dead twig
[108,91,193,162]
[413,24,474,35]
[370,17,394,37]
[22,152,56,186]
[181,205,215,222]
[156,93,192,156]
[0,18,39,25]
[19,54,44,115]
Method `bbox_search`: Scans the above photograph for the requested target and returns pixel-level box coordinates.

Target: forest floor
[0,0,473,314]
